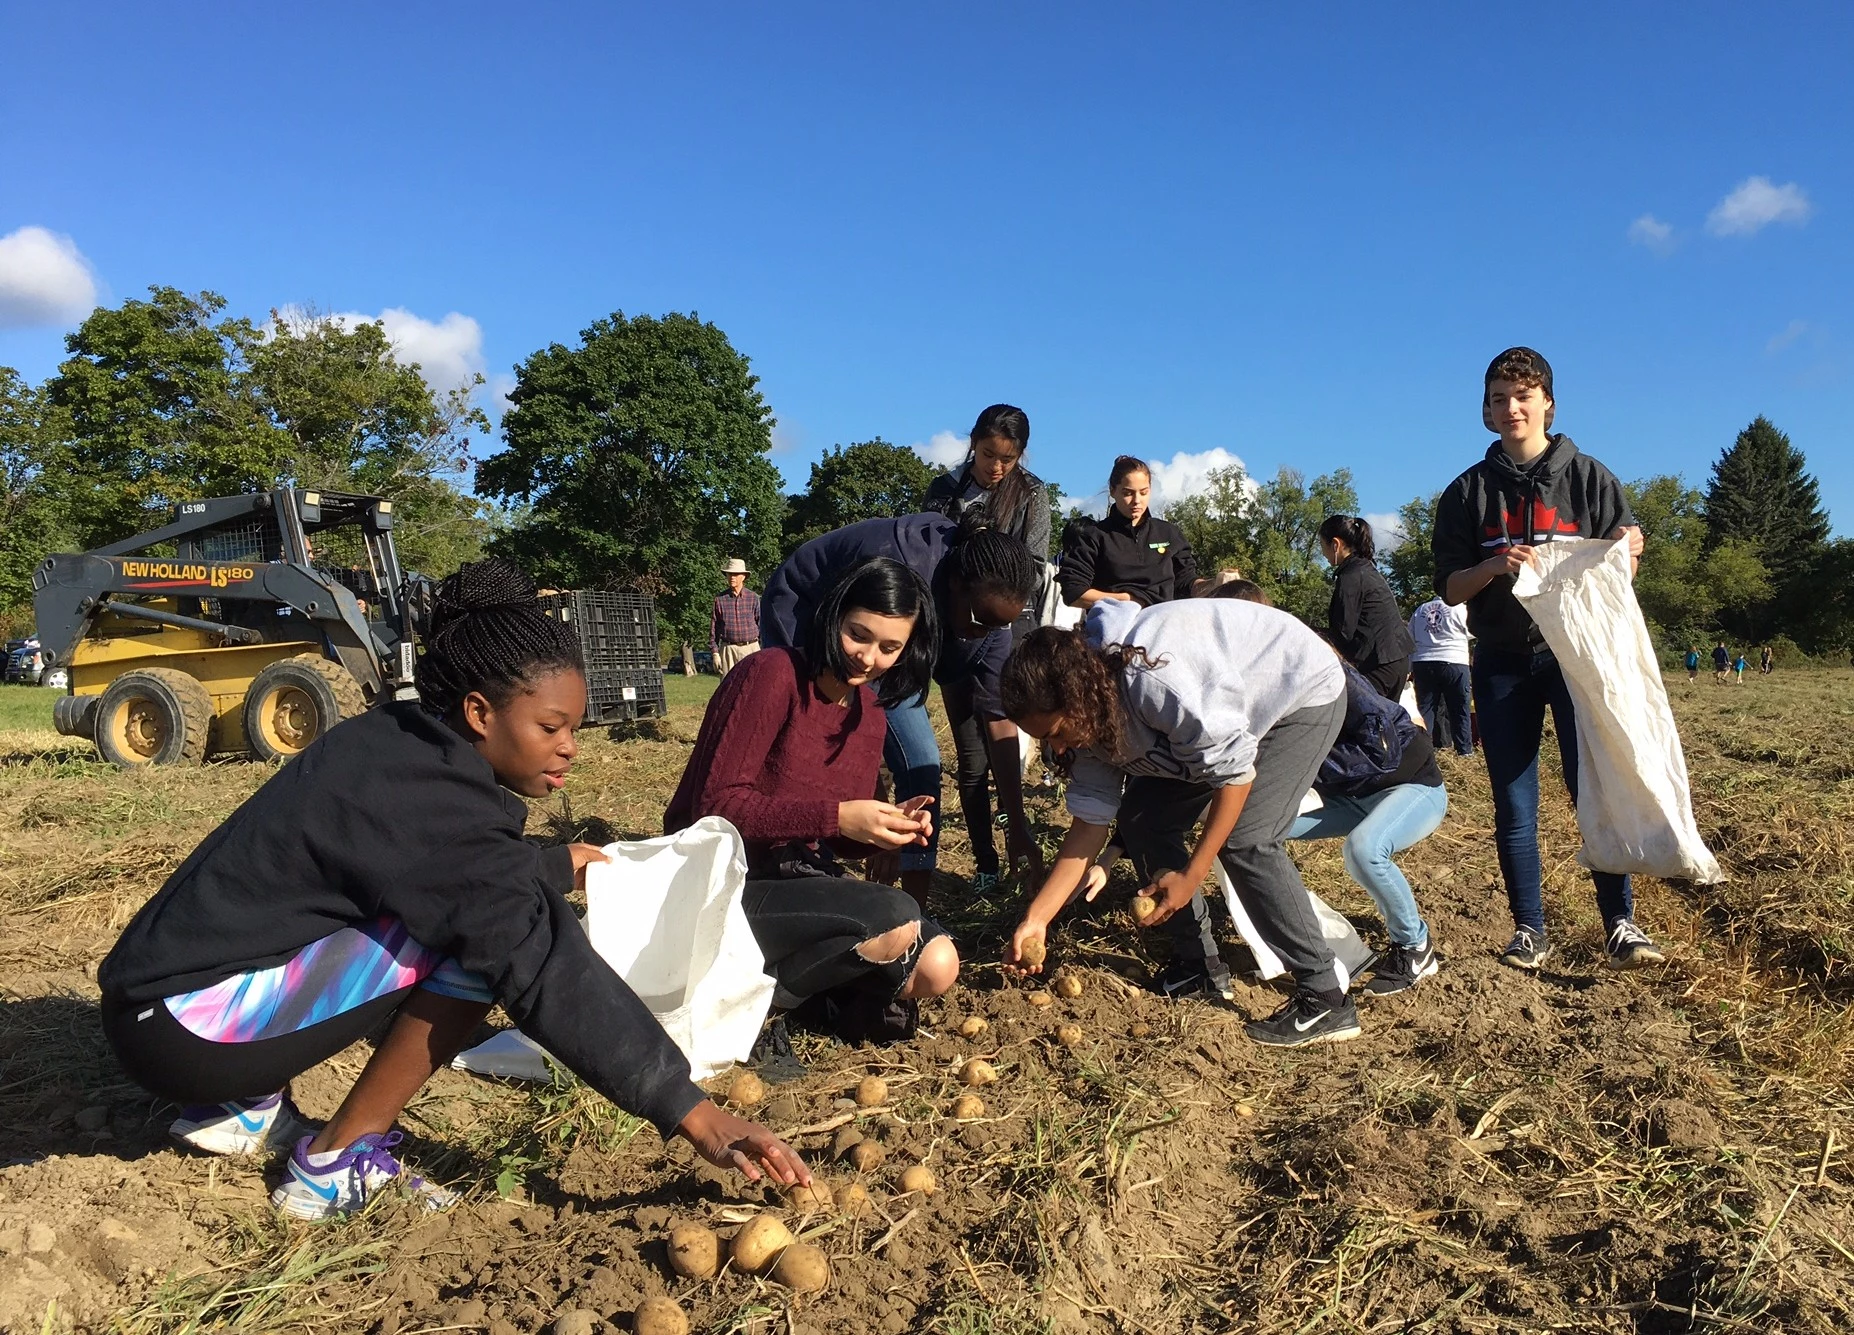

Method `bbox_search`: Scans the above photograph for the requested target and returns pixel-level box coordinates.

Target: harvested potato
[726,1071,766,1109]
[1052,974,1083,999]
[854,1075,888,1107]
[1027,992,1053,1008]
[1129,1021,1153,1039]
[551,1312,600,1335]
[960,1058,998,1086]
[950,1094,985,1120]
[1235,1102,1257,1119]
[897,1164,937,1195]
[730,1214,794,1274]
[1017,937,1047,968]
[634,1297,690,1335]
[666,1222,719,1279]
[957,1016,989,1039]
[849,1139,886,1172]
[772,1241,831,1293]
[832,1126,864,1159]
[837,1180,871,1216]
[1130,894,1158,923]
[785,1179,834,1212]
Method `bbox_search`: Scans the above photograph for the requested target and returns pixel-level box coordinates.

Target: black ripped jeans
[742,875,949,1009]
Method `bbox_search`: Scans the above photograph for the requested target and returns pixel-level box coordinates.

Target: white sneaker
[169,1092,316,1156]
[271,1132,458,1221]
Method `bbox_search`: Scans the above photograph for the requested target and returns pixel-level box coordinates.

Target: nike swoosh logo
[300,1174,342,1201]
[235,1113,268,1131]
[1293,1010,1331,1033]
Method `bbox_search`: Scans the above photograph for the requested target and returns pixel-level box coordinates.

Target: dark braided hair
[945,507,1038,609]
[414,558,584,718]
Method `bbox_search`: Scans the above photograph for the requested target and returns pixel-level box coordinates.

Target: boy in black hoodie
[1431,348,1664,972]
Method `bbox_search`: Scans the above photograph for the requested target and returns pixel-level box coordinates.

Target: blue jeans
[1472,648,1632,934]
[882,695,942,873]
[1412,661,1473,755]
[1289,783,1446,949]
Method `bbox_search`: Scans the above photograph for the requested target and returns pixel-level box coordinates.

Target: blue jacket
[761,514,1011,719]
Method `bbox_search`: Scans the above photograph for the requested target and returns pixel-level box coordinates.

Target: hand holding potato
[1005,918,1048,974]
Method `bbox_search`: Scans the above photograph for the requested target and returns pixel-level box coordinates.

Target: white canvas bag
[1511,536,1723,883]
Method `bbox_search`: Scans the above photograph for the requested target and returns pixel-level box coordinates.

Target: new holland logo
[1150,542,1170,554]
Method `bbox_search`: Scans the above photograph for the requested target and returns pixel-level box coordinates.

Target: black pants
[102,986,415,1106]
[942,680,1000,877]
[1411,661,1473,754]
[742,875,948,1008]
[1358,657,1411,702]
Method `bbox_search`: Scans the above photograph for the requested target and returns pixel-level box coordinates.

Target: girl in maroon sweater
[666,558,960,1047]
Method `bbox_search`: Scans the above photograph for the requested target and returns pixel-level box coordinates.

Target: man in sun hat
[711,558,762,677]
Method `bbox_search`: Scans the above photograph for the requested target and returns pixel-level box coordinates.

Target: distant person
[1059,456,1199,609]
[1733,652,1748,684]
[711,559,762,678]
[924,404,1050,892]
[1712,640,1730,685]
[1320,515,1416,701]
[1409,596,1474,755]
[1684,644,1701,686]
[1759,644,1773,675]
[1432,346,1662,972]
[1197,567,1247,595]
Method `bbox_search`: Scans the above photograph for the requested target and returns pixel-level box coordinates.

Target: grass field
[0,665,1850,1333]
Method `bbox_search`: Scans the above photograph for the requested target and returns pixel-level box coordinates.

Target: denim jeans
[1288,783,1446,949]
[1472,647,1632,933]
[882,695,942,873]
[1411,661,1473,755]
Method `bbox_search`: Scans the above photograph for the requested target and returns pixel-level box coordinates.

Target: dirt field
[1,669,1850,1334]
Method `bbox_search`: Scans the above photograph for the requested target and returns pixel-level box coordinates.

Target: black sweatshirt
[1058,509,1198,607]
[1431,435,1634,655]
[1328,556,1414,669]
[99,704,705,1138]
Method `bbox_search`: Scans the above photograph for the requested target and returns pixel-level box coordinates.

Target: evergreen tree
[1702,417,1829,637]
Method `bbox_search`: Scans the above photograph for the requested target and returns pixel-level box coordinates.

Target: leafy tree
[1382,492,1440,612]
[1626,475,1770,647]
[1702,416,1829,637]
[0,369,76,628]
[782,438,934,549]
[478,311,784,651]
[1247,466,1358,624]
[1168,462,1257,579]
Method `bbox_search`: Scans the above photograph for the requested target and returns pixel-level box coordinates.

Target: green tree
[781,438,935,549]
[1702,416,1830,637]
[1247,466,1357,624]
[477,311,784,650]
[1626,475,1770,647]
[1382,492,1440,613]
[1168,462,1257,578]
[0,369,76,627]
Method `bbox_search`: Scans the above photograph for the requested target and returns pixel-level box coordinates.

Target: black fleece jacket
[1431,435,1634,655]
[1058,509,1198,607]
[1328,556,1414,669]
[99,703,705,1138]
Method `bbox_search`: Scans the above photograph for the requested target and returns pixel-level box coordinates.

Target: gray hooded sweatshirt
[1063,598,1345,826]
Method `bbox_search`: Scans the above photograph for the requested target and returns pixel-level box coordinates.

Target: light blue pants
[882,694,942,873]
[1287,782,1447,949]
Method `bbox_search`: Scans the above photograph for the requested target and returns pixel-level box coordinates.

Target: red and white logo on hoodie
[1481,497,1584,549]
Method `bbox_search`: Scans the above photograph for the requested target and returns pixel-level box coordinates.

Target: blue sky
[3,3,1849,538]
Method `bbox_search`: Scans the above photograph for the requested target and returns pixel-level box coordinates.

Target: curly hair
[1000,626,1161,764]
[414,558,584,718]
[1482,346,1555,431]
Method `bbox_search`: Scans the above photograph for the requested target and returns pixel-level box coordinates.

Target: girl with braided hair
[99,558,808,1220]
[759,507,1043,905]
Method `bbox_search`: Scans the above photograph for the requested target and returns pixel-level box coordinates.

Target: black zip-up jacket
[1058,509,1198,607]
[1431,434,1634,655]
[923,462,1052,561]
[1328,556,1414,669]
[99,704,705,1137]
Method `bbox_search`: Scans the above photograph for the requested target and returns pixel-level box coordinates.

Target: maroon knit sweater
[663,647,885,865]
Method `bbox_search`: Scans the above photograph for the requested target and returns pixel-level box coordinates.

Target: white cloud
[273,304,488,398]
[1706,176,1813,237]
[1362,511,1407,553]
[909,429,970,470]
[1145,447,1252,513]
[0,225,100,328]
[1628,214,1675,254]
[1765,319,1809,355]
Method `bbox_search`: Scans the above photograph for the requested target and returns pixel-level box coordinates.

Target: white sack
[1511,536,1723,883]
[455,817,775,1083]
[1214,862,1373,990]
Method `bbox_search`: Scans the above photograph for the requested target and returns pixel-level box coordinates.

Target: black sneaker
[787,976,921,1045]
[1605,918,1666,970]
[1499,927,1550,971]
[1362,939,1439,996]
[747,1015,808,1084]
[1153,956,1234,1002]
[1243,989,1361,1047]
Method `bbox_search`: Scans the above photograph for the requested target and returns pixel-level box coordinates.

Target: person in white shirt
[1408,597,1473,756]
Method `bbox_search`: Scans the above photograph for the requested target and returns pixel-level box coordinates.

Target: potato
[957,1016,989,1039]
[726,1071,766,1109]
[950,1094,985,1120]
[1130,894,1158,923]
[1027,992,1053,1008]
[551,1312,600,1335]
[836,1180,871,1216]
[1055,1023,1084,1047]
[849,1139,886,1172]
[730,1214,794,1274]
[897,1164,936,1195]
[1235,1102,1257,1120]
[1017,937,1047,968]
[960,1059,998,1087]
[772,1241,831,1293]
[832,1127,864,1160]
[666,1222,719,1279]
[1129,1021,1153,1039]
[1052,974,1083,999]
[785,1180,834,1212]
[634,1297,690,1335]
[854,1075,887,1107]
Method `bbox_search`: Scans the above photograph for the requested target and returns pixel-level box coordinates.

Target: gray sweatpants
[1118,696,1348,994]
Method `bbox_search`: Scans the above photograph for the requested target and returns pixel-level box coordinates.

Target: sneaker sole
[1498,951,1549,971]
[1605,949,1666,971]
[1363,955,1440,998]
[170,1113,315,1158]
[1245,1023,1362,1048]
[271,1185,348,1221]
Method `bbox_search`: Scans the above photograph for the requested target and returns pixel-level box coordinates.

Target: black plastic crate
[539,590,660,670]
[583,666,667,724]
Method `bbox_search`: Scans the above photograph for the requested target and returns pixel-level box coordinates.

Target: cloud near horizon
[1706,177,1812,237]
[0,225,100,328]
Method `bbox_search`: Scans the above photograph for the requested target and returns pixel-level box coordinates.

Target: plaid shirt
[711,588,761,649]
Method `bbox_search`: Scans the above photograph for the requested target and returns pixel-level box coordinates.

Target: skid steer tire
[53,693,100,740]
[244,655,366,762]
[94,668,213,768]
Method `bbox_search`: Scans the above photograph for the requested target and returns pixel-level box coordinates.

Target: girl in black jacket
[100,560,807,1220]
[1058,455,1199,608]
[1319,515,1415,700]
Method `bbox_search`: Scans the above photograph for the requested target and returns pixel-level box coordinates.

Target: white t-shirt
[1409,598,1471,664]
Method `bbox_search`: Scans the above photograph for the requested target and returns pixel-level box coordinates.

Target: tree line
[4,287,1849,659]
